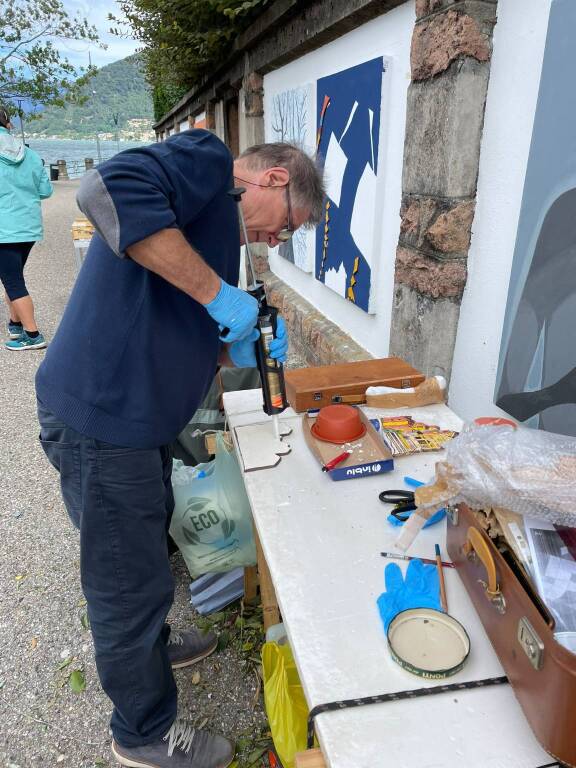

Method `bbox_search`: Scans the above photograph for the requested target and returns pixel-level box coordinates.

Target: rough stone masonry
[389,0,499,380]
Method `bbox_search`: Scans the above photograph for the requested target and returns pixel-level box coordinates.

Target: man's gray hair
[239,142,325,227]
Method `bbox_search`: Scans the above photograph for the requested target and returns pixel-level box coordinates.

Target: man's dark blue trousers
[37,400,177,747]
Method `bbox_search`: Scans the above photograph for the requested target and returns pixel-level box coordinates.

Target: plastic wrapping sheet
[396,423,576,551]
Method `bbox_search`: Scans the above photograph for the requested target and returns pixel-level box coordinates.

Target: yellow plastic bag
[262,642,309,767]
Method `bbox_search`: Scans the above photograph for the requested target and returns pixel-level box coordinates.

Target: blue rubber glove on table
[205,279,259,342]
[228,317,289,368]
[377,559,441,632]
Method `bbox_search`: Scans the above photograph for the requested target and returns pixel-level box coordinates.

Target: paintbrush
[436,543,448,612]
[381,552,455,568]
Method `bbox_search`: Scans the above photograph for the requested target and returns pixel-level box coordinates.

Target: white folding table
[224,389,555,768]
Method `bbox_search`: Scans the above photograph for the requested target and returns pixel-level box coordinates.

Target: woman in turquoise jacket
[0,107,53,350]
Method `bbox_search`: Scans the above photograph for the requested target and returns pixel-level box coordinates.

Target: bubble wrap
[395,423,576,552]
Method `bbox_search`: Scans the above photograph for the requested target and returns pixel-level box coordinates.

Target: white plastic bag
[170,433,257,577]
[396,422,576,551]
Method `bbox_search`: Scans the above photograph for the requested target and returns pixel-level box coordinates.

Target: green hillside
[32,55,154,139]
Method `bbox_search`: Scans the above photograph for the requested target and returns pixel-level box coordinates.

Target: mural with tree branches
[269,84,314,272]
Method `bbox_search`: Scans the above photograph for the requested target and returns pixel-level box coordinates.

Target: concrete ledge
[260,271,372,366]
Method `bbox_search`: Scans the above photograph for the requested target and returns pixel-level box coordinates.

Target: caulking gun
[227,187,288,433]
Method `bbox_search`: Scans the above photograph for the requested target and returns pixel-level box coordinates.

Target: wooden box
[285,357,425,413]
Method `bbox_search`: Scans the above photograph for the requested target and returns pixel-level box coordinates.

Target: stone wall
[261,272,372,366]
[389,0,498,379]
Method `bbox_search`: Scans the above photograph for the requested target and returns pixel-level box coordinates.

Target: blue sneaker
[8,322,23,340]
[5,330,47,350]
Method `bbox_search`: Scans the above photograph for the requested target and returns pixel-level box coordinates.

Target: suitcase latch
[446,504,458,526]
[518,617,544,671]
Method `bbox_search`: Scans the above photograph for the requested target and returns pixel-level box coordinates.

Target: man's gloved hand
[228,317,289,368]
[229,328,260,368]
[377,559,441,632]
[268,317,288,363]
[204,280,259,343]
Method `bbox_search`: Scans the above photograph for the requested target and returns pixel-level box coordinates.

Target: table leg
[244,565,258,602]
[294,749,326,768]
[254,526,281,631]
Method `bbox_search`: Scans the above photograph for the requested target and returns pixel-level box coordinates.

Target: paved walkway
[0,181,264,767]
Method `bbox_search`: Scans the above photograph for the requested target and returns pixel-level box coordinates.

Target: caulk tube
[256,306,288,415]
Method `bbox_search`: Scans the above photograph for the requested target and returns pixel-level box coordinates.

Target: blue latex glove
[377,559,441,632]
[268,317,288,363]
[228,328,260,368]
[204,280,259,343]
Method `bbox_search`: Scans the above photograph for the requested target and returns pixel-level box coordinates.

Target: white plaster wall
[263,1,415,356]
[448,0,552,421]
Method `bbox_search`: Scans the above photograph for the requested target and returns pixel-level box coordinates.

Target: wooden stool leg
[295,749,326,768]
[254,526,280,630]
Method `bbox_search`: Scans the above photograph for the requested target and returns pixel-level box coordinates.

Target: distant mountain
[29,55,154,140]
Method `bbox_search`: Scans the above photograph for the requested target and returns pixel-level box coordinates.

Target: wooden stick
[436,543,448,612]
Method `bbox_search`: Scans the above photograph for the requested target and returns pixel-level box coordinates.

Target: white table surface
[224,390,553,768]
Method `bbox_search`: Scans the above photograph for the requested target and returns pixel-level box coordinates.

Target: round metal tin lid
[387,608,471,679]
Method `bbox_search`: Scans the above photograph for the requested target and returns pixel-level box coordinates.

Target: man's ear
[262,166,290,187]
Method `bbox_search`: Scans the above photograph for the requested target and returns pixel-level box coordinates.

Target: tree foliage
[110,0,272,121]
[0,0,102,114]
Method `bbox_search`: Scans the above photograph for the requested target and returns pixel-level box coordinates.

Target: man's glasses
[276,184,294,242]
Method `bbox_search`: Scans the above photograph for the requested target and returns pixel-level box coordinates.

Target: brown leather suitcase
[447,503,576,767]
[284,357,425,412]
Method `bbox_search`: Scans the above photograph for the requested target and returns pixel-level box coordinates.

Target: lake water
[27,138,149,177]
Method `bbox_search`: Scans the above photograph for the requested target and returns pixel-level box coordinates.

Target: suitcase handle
[464,527,506,613]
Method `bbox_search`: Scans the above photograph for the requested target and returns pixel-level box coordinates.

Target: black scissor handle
[390,504,418,521]
[379,489,415,505]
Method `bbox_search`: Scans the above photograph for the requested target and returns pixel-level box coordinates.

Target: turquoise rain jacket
[0,127,53,243]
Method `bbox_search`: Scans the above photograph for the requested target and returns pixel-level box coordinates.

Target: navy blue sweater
[36,130,240,448]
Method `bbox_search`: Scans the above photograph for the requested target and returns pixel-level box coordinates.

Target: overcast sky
[60,0,141,69]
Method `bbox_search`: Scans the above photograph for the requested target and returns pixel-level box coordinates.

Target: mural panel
[315,57,385,313]
[269,84,314,272]
[495,0,576,435]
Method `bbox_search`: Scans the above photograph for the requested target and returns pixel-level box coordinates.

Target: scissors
[379,489,417,519]
[379,477,446,528]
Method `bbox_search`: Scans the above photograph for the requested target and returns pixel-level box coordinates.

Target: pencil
[380,552,455,568]
[436,543,448,612]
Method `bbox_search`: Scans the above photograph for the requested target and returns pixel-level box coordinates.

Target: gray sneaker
[167,627,218,670]
[111,719,235,767]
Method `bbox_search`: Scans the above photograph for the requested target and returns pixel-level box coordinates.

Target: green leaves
[111,0,272,120]
[68,668,86,694]
[0,0,102,111]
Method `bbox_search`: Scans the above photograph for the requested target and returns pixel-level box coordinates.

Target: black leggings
[0,241,35,301]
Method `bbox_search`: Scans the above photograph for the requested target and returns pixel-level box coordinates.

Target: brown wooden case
[284,358,425,413]
[447,503,576,767]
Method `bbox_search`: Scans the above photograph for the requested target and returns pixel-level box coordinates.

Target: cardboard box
[285,357,424,412]
[302,409,394,481]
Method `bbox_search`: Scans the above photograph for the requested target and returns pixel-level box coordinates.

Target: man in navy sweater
[36,130,324,768]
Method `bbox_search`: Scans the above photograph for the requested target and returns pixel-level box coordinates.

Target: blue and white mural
[315,57,385,313]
